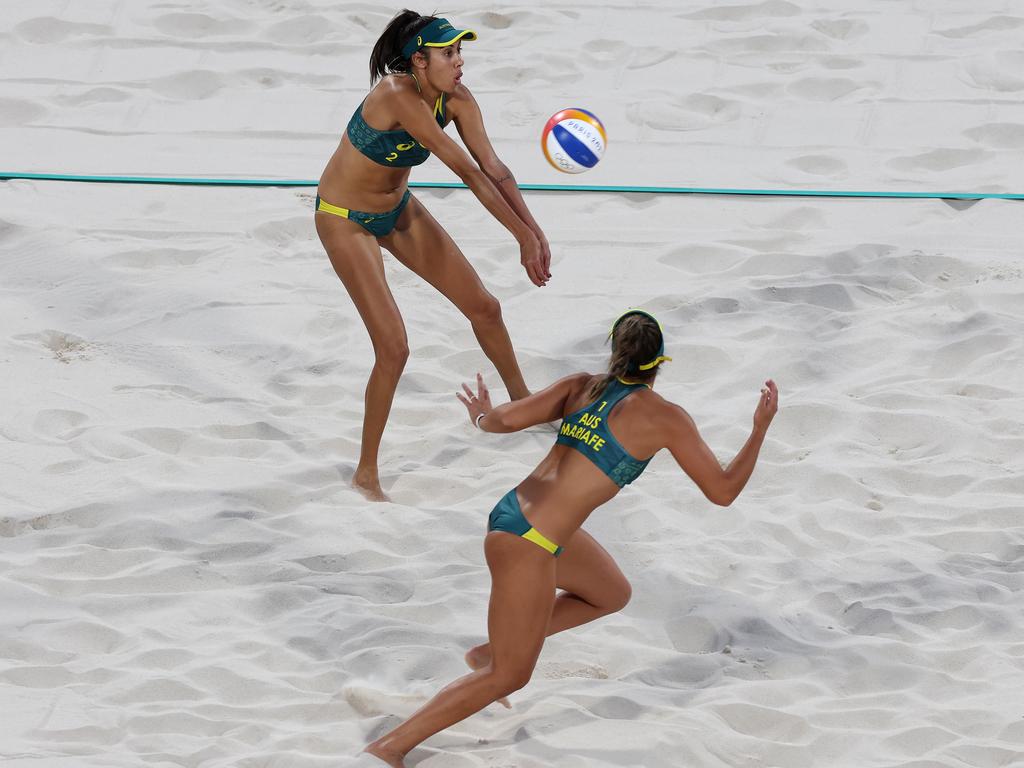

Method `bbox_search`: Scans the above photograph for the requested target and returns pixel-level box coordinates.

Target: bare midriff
[515,446,621,545]
[318,137,411,214]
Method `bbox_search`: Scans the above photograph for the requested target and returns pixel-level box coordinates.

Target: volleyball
[541,108,606,174]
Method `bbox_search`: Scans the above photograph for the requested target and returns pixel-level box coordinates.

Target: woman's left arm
[452,87,552,281]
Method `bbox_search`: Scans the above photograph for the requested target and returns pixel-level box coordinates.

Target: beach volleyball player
[316,10,551,501]
[364,311,779,765]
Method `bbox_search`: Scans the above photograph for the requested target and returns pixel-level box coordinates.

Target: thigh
[555,528,631,606]
[316,212,406,342]
[379,194,493,313]
[484,532,557,674]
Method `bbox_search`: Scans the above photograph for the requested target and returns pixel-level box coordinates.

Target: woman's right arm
[663,380,778,506]
[388,84,546,286]
[457,372,589,433]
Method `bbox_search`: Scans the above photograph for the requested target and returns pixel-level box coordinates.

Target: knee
[372,336,409,375]
[491,666,534,697]
[605,577,632,614]
[466,292,503,328]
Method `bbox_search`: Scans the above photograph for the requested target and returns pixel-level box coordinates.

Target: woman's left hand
[538,233,552,280]
[456,372,493,426]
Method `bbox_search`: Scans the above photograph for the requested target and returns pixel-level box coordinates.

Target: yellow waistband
[317,198,350,219]
[522,527,560,555]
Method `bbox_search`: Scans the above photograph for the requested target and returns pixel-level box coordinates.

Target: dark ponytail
[369,9,438,84]
[587,313,663,399]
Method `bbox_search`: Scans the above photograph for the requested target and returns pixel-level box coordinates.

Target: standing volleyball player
[364,311,779,765]
[316,10,551,501]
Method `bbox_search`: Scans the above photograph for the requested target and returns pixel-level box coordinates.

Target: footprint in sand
[934,16,1024,39]
[264,15,332,45]
[964,122,1024,149]
[888,148,986,173]
[0,218,24,242]
[657,245,748,274]
[32,409,88,440]
[15,330,93,363]
[102,247,207,270]
[786,154,848,177]
[680,2,801,22]
[583,39,628,66]
[705,32,827,56]
[471,11,514,29]
[152,12,245,38]
[125,427,191,455]
[55,87,131,107]
[252,216,316,249]
[714,701,811,742]
[583,695,646,719]
[485,62,576,87]
[0,98,47,126]
[811,18,869,40]
[756,284,856,312]
[202,422,292,441]
[151,70,226,101]
[14,17,110,43]
[963,52,1024,92]
[666,614,727,653]
[628,94,740,131]
[787,77,872,101]
[343,684,425,718]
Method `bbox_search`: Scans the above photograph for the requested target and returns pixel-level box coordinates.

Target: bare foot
[363,743,404,767]
[353,469,390,503]
[465,645,510,708]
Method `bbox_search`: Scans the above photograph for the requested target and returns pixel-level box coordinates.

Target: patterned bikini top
[346,91,446,167]
[554,378,653,487]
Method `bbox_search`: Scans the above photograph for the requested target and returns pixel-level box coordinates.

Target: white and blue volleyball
[541,108,607,174]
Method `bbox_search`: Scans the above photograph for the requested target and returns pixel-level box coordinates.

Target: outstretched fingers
[474,373,491,407]
[456,373,493,425]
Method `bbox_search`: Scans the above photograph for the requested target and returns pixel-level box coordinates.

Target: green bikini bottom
[488,489,563,557]
[315,190,411,237]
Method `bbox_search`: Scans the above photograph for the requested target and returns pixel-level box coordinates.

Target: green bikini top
[555,378,653,487]
[347,88,446,168]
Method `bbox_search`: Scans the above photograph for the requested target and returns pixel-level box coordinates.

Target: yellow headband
[609,309,672,372]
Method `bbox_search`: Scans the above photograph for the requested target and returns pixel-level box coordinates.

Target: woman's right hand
[519,234,547,287]
[456,373,493,427]
[754,379,779,432]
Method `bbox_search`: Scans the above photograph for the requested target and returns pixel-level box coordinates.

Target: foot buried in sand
[353,469,390,503]
[465,645,511,708]
[363,744,404,767]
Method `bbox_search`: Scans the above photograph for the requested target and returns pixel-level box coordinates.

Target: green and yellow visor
[401,18,477,60]
[609,309,673,372]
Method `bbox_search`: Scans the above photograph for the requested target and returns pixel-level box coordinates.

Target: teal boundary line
[2,171,1023,200]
